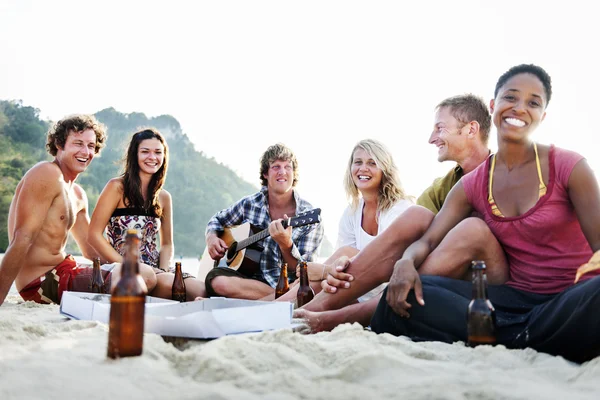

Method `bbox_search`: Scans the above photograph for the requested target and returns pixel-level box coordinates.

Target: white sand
[1,294,600,400]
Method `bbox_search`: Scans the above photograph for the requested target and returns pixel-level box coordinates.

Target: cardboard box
[59,291,294,339]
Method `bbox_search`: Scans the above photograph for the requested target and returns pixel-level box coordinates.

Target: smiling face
[490,72,547,142]
[429,106,469,163]
[55,128,97,175]
[264,159,294,195]
[350,148,383,194]
[137,138,165,177]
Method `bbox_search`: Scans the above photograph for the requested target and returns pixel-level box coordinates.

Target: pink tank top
[462,145,595,294]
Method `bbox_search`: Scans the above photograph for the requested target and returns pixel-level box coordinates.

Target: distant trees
[0,101,50,251]
[0,100,256,256]
[85,107,258,257]
[0,100,334,258]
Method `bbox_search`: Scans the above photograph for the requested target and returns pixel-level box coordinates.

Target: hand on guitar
[206,232,228,261]
[269,214,293,249]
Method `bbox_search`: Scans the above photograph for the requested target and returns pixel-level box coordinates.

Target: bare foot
[293,308,340,334]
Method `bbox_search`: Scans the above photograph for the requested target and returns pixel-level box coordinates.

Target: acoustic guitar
[197,208,321,280]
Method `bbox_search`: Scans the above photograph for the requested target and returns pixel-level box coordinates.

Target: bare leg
[110,262,157,292]
[210,275,274,299]
[150,273,207,301]
[183,278,208,301]
[419,217,509,284]
[297,217,508,330]
[294,294,379,333]
[274,247,360,302]
[304,206,434,312]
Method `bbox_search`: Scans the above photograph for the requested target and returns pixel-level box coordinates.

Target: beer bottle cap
[126,229,141,239]
[471,260,486,270]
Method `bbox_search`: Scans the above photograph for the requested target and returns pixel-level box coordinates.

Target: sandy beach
[1,292,600,400]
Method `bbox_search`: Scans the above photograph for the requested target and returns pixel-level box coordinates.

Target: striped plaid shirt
[205,187,324,287]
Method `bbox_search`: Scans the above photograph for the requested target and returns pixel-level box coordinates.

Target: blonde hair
[343,139,409,212]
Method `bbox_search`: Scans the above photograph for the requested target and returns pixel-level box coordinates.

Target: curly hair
[122,128,169,218]
[343,139,409,212]
[435,94,491,145]
[494,64,552,106]
[46,114,107,156]
[259,143,298,187]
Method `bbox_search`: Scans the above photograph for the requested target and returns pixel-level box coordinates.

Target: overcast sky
[2,0,599,244]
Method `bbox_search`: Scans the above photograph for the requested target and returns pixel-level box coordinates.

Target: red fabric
[19,255,79,304]
[462,145,596,294]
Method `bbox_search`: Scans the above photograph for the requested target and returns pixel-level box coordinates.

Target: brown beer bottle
[296,261,314,307]
[275,263,289,299]
[107,229,147,359]
[172,261,186,302]
[90,257,106,294]
[467,260,496,347]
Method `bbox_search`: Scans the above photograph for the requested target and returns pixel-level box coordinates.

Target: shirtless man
[0,114,157,306]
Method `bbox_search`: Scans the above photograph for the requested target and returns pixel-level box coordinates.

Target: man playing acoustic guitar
[203,143,324,299]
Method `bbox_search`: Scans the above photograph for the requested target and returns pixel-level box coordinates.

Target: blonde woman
[280,139,413,304]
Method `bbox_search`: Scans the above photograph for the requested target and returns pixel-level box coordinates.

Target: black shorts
[204,267,269,297]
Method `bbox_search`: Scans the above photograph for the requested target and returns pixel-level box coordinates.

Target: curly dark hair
[436,94,491,145]
[259,143,298,187]
[494,64,552,106]
[46,114,107,156]
[122,128,169,218]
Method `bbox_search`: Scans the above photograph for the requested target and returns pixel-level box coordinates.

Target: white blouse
[336,198,413,302]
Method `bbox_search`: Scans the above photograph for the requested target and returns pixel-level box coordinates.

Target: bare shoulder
[159,189,172,202]
[159,189,173,216]
[24,161,62,182]
[104,177,125,192]
[18,162,62,193]
[537,143,551,155]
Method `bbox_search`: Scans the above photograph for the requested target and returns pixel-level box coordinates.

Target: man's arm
[70,184,100,261]
[0,165,60,305]
[269,216,297,269]
[386,182,472,317]
[205,196,249,260]
[289,219,325,272]
[416,167,461,215]
[416,184,443,214]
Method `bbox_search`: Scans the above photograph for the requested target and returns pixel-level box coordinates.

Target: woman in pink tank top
[372,64,600,362]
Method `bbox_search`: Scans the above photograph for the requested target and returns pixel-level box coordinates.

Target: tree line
[0,100,257,257]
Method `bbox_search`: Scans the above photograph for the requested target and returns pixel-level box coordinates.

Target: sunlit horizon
[2,0,599,246]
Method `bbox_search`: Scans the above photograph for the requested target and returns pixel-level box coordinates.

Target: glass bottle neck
[472,270,487,299]
[122,239,140,277]
[299,264,309,286]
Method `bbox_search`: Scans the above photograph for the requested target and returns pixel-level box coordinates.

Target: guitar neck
[236,220,289,251]
[234,208,320,252]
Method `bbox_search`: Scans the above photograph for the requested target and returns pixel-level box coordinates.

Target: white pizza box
[59,291,294,339]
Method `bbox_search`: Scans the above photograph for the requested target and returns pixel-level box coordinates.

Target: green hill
[0,100,257,256]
